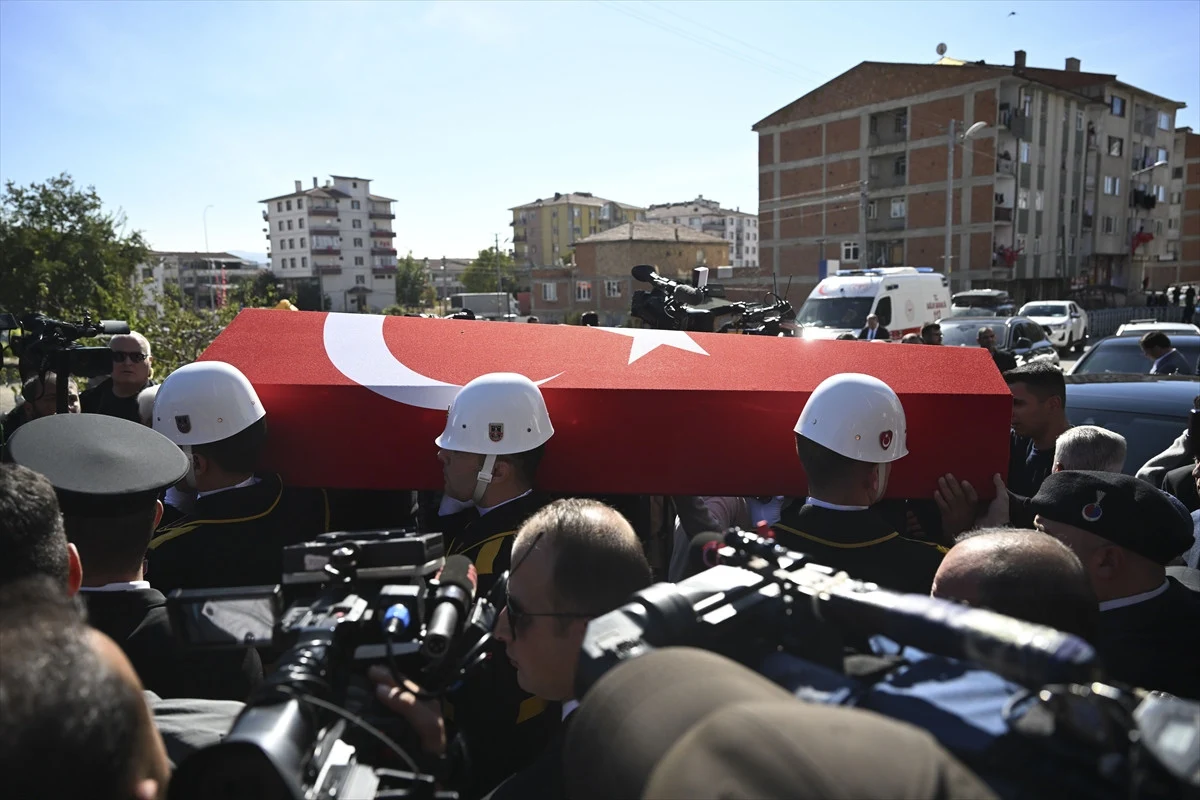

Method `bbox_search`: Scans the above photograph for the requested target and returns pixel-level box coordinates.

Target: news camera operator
[372,498,653,799]
[146,360,333,591]
[0,372,79,457]
[81,332,156,422]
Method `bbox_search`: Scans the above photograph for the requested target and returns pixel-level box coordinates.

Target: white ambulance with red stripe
[793,267,950,340]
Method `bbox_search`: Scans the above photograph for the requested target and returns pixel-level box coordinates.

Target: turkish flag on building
[198,310,1012,498]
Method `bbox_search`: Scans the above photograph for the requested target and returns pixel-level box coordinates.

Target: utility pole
[944,120,956,288]
[858,179,868,268]
[495,232,503,319]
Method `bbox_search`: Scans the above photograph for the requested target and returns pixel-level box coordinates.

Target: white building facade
[261,175,397,312]
[644,195,760,268]
[135,251,264,312]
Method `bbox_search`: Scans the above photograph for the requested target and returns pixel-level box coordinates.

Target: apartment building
[1166,127,1200,286]
[261,176,397,312]
[511,192,646,268]
[753,51,1185,302]
[135,251,264,311]
[644,196,760,268]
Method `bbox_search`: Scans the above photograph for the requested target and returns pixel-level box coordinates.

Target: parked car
[1114,319,1200,337]
[1065,374,1198,475]
[1018,301,1088,353]
[1070,334,1200,375]
[938,316,1060,366]
[949,289,1016,318]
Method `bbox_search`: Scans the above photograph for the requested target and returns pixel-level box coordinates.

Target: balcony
[994,207,1014,223]
[309,225,339,236]
[372,265,398,276]
[369,228,396,238]
[867,214,906,233]
[313,247,341,256]
[1082,213,1094,230]
[369,211,396,220]
[996,158,1015,176]
[371,247,397,256]
[317,265,342,275]
[309,207,338,217]
[1003,111,1031,139]
[513,233,527,243]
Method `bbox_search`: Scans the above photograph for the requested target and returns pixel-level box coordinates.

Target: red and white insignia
[879,430,893,450]
[488,423,504,442]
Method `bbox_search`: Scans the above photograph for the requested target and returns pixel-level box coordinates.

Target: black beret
[1027,471,1194,565]
[8,414,188,517]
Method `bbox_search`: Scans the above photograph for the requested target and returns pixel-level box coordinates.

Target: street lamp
[944,120,989,288]
[494,234,512,320]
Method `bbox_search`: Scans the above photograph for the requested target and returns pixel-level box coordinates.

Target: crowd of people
[1,325,1198,800]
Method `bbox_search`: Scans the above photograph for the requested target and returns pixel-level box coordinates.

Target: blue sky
[2,0,1197,262]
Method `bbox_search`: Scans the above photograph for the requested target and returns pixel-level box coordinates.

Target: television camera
[165,529,501,800]
[577,528,1200,800]
[0,311,130,413]
[628,265,796,336]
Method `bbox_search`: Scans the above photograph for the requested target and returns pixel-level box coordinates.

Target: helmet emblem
[879,430,893,450]
[175,415,192,434]
[488,423,504,442]
[1081,491,1105,523]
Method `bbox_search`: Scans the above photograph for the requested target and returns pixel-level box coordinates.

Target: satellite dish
[936,43,948,56]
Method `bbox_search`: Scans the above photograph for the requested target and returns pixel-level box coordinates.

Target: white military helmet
[793,373,908,463]
[435,372,554,504]
[153,361,266,447]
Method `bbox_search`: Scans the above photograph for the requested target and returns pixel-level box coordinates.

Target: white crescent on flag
[323,313,561,410]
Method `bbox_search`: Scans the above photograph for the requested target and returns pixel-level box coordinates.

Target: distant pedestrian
[1184,286,1196,325]
[1172,285,1181,306]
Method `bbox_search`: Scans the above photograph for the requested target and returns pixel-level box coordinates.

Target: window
[1035,190,1044,211]
[286,200,292,211]
[354,237,363,247]
[1155,219,1164,236]
[1108,137,1123,157]
[300,237,306,247]
[1075,111,1083,131]
[354,256,364,266]
[1110,96,1125,116]
[276,202,282,212]
[352,219,362,229]
[288,238,295,249]
[1018,189,1029,209]
[1020,142,1031,163]
[605,280,621,298]
[356,275,365,285]
[542,283,557,302]
[351,200,361,210]
[1171,191,1183,204]
[1156,185,1166,202]
[841,241,860,261]
[1155,147,1169,165]
[890,198,906,218]
[866,201,877,219]
[297,199,303,210]
[576,281,592,301]
[894,113,907,135]
[1068,236,1075,256]
[298,218,304,229]
[278,221,285,231]
[1173,166,1184,179]
[1103,176,1120,196]
[1033,237,1041,255]
[287,219,293,230]
[1169,217,1179,230]
[1021,92,1032,116]
[868,161,880,179]
[874,296,893,327]
[1102,216,1116,234]
[301,257,307,268]
[1159,111,1171,130]
[869,116,879,134]
[894,156,906,176]
[290,258,296,269]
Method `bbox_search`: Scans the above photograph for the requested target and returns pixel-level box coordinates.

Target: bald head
[932,528,1098,640]
[514,498,652,616]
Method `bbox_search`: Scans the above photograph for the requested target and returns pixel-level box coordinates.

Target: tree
[231,270,286,309]
[461,247,518,294]
[0,173,149,319]
[295,280,331,311]
[395,252,429,308]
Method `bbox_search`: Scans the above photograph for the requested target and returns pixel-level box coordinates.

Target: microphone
[630,265,707,305]
[684,532,728,579]
[421,555,478,660]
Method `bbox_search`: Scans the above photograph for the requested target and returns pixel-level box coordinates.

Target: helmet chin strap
[180,444,198,490]
[473,454,497,506]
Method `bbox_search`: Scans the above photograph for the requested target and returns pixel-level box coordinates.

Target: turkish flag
[198,310,1011,498]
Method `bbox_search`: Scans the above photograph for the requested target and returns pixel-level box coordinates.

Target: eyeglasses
[498,570,592,639]
[111,351,148,363]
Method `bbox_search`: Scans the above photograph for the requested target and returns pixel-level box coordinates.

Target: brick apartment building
[530,222,728,324]
[1169,127,1200,286]
[753,52,1185,304]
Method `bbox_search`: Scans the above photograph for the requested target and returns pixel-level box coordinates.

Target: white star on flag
[597,326,709,364]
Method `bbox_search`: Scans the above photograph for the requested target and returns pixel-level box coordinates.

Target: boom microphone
[421,555,477,660]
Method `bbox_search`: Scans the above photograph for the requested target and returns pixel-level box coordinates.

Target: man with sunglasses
[81,333,155,423]
[374,499,652,799]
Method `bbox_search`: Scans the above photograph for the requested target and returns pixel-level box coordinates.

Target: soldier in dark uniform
[1029,470,1200,699]
[1004,362,1071,528]
[774,373,945,595]
[146,360,331,592]
[7,413,262,701]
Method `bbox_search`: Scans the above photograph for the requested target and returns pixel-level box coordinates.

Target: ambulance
[793,267,950,340]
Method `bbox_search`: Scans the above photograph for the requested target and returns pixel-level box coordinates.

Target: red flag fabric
[198,310,1012,498]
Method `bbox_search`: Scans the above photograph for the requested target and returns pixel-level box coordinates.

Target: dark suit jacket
[1096,578,1200,700]
[83,587,262,702]
[1163,463,1200,513]
[1150,349,1195,375]
[483,709,572,800]
[857,325,891,341]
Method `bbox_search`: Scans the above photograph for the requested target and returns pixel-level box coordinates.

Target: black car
[1065,374,1198,474]
[949,289,1016,318]
[1070,334,1200,375]
[938,316,1060,365]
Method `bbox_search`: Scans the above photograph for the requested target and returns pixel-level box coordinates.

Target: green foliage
[395,252,430,308]
[381,304,406,316]
[0,173,149,319]
[295,280,331,311]
[231,270,286,308]
[462,247,518,293]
